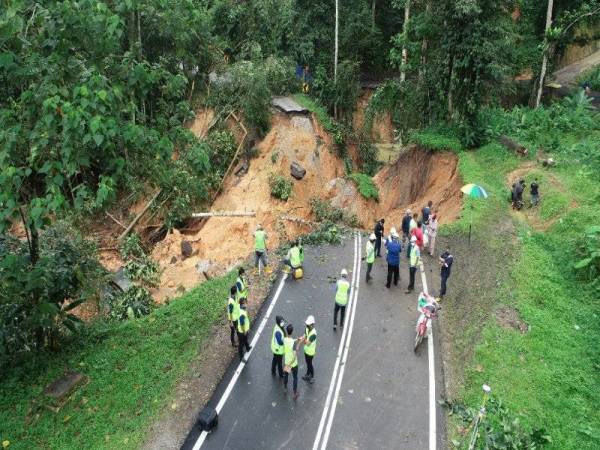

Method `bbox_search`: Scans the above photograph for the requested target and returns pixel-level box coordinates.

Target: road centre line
[192,271,289,450]
[318,233,362,450]
[312,232,359,450]
[419,259,437,450]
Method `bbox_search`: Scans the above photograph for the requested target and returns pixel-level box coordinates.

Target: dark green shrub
[347,173,379,201]
[269,173,293,200]
[106,286,154,321]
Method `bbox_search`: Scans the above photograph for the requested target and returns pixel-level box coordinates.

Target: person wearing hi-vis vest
[254,224,268,271]
[302,315,317,384]
[271,315,286,378]
[365,233,376,283]
[283,323,299,399]
[236,297,251,361]
[226,285,240,347]
[333,269,351,331]
[284,240,302,271]
[236,267,248,302]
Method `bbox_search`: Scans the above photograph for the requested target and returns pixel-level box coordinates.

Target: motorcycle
[414,293,440,352]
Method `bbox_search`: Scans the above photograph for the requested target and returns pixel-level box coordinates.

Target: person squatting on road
[227,285,239,347]
[406,235,421,294]
[333,269,351,330]
[302,315,317,384]
[438,247,454,299]
[254,224,268,271]
[385,229,401,288]
[374,218,385,257]
[365,233,376,283]
[236,297,252,361]
[271,315,286,378]
[283,323,299,399]
[284,240,302,272]
[426,213,438,256]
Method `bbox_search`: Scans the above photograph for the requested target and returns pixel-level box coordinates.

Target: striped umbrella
[460,184,489,244]
[461,183,488,199]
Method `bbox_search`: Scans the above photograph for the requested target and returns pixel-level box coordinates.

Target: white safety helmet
[410,235,417,242]
[369,233,376,241]
[256,223,263,230]
[392,230,399,238]
[390,227,397,235]
[341,268,348,277]
[305,315,315,326]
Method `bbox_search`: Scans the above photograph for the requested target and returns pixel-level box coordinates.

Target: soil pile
[327,146,463,229]
[150,112,344,302]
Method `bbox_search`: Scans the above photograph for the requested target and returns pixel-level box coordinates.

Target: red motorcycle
[414,301,440,352]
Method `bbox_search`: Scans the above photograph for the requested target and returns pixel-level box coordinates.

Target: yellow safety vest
[284,337,297,368]
[290,247,301,268]
[366,241,375,263]
[237,308,250,334]
[271,324,284,355]
[254,230,266,252]
[236,276,248,300]
[227,296,239,322]
[335,279,350,306]
[304,327,317,356]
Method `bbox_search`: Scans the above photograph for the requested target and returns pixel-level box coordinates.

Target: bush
[576,64,600,91]
[302,224,343,245]
[0,221,105,364]
[269,173,293,200]
[106,286,154,321]
[347,173,379,201]
[574,226,600,293]
[409,129,463,153]
[310,198,359,228]
[119,234,160,288]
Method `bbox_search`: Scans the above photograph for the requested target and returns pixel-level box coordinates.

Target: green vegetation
[577,64,600,90]
[409,129,463,154]
[445,101,600,449]
[310,198,359,228]
[0,271,235,450]
[346,173,379,201]
[268,173,293,201]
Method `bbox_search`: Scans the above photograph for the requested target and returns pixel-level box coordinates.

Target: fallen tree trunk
[118,190,161,241]
[498,135,528,156]
[191,211,256,218]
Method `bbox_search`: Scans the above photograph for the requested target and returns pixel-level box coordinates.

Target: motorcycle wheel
[414,331,423,352]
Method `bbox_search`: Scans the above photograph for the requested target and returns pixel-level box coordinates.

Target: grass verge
[0,272,236,450]
[443,141,600,448]
[346,173,379,201]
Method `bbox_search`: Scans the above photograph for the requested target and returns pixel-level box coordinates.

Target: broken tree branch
[118,190,162,241]
[106,212,127,230]
[191,211,256,218]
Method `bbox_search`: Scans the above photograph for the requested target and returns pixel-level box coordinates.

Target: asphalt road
[181,233,445,450]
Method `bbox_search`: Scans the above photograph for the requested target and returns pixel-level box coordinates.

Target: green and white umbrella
[461,184,489,243]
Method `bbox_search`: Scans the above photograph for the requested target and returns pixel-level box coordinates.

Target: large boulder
[290,161,306,180]
[181,240,193,258]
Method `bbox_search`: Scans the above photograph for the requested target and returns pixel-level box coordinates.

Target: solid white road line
[419,259,436,450]
[319,234,362,450]
[312,232,359,450]
[192,272,289,450]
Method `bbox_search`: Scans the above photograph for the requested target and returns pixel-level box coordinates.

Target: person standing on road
[374,218,385,257]
[409,213,418,234]
[401,209,412,242]
[227,285,239,347]
[530,178,540,207]
[385,229,401,288]
[426,214,438,256]
[236,297,252,361]
[254,224,268,272]
[421,201,433,226]
[302,316,317,384]
[333,269,351,330]
[411,220,424,250]
[406,235,421,294]
[365,233,376,283]
[271,315,286,378]
[236,267,248,302]
[283,324,299,399]
[438,247,454,300]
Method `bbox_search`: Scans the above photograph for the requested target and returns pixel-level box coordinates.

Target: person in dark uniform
[374,218,385,257]
[530,178,540,207]
[438,247,454,299]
